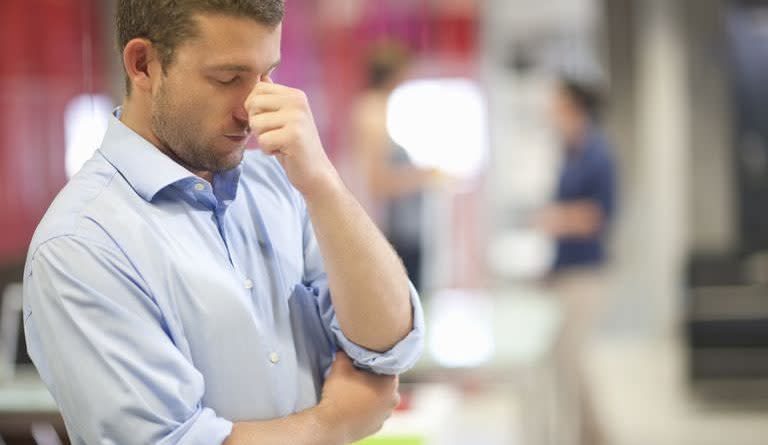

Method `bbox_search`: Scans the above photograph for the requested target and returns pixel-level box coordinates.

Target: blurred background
[1,0,768,444]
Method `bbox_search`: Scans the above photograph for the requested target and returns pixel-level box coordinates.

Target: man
[537,78,615,272]
[22,1,424,444]
[536,77,616,445]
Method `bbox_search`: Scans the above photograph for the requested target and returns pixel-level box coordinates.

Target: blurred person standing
[535,77,617,445]
[346,41,440,291]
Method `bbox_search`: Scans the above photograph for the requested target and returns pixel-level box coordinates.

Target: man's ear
[123,38,161,93]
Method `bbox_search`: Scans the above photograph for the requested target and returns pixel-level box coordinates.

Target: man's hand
[317,351,400,444]
[246,82,414,358]
[533,201,603,238]
[245,78,339,197]
[224,352,400,445]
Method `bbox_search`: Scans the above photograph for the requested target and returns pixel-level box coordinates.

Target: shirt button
[269,352,280,364]
[194,183,205,191]
[244,279,254,289]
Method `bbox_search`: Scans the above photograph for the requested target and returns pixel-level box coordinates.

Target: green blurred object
[353,436,425,445]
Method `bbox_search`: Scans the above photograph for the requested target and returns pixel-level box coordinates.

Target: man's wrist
[300,169,347,205]
[311,402,347,445]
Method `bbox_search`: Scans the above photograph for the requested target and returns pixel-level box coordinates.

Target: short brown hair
[116,0,284,94]
[365,40,410,89]
[559,76,603,120]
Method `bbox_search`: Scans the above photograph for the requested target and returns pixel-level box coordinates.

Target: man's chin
[216,150,245,171]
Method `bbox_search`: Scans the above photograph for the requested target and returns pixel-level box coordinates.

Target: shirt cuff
[329,282,425,375]
[161,407,233,445]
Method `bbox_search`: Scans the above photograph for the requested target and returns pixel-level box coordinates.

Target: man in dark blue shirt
[535,77,616,445]
[553,127,615,270]
[537,79,616,271]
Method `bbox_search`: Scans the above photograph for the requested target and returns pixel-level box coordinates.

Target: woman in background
[346,41,440,291]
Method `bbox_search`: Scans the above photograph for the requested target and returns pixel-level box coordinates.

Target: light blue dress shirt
[22,110,425,445]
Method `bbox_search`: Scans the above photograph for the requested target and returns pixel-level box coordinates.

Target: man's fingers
[249,111,285,135]
[256,128,290,155]
[251,79,292,95]
[392,391,401,409]
[248,82,308,109]
[244,94,284,114]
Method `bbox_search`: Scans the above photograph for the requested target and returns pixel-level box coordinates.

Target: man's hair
[365,40,410,90]
[116,0,284,94]
[559,77,603,120]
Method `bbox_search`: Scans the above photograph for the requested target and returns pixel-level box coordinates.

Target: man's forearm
[303,173,413,353]
[554,201,604,237]
[224,405,341,445]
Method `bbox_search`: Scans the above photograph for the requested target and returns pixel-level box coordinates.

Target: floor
[587,336,768,445]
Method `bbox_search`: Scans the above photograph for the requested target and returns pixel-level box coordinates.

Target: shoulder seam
[30,169,120,260]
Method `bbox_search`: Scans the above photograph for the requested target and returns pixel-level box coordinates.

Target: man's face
[150,15,281,173]
[549,85,588,146]
[550,86,578,142]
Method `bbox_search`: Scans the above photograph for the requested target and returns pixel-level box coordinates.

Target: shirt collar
[99,107,242,203]
[212,165,242,204]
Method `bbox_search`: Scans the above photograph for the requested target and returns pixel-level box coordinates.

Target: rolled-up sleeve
[23,235,233,445]
[300,212,425,376]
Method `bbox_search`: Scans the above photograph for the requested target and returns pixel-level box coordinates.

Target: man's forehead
[180,15,281,69]
[192,13,282,42]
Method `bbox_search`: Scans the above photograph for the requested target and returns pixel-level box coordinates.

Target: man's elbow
[353,319,413,353]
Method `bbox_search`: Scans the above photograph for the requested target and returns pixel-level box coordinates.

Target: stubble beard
[151,82,241,174]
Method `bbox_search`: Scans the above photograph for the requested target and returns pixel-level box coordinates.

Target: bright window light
[488,229,555,280]
[386,78,488,179]
[65,94,113,178]
[428,289,495,368]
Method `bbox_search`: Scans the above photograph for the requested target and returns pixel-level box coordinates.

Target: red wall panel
[0,0,105,266]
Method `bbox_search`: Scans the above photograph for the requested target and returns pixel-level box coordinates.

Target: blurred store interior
[1,0,768,444]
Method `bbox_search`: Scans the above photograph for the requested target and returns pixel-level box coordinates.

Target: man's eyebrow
[205,64,253,72]
[205,60,281,72]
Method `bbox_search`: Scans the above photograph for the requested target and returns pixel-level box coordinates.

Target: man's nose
[234,79,263,128]
[233,104,249,127]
